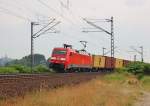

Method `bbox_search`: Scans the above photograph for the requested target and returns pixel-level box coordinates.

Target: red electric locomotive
[49,44,92,72]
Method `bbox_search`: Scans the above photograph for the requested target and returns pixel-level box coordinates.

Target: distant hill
[6,54,47,67]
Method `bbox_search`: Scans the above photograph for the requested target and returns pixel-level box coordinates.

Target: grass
[0,65,50,74]
[141,76,150,91]
[0,72,145,106]
[0,67,19,74]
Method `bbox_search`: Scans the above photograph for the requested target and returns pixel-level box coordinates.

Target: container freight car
[105,57,116,70]
[115,58,123,68]
[123,60,130,67]
[92,55,105,69]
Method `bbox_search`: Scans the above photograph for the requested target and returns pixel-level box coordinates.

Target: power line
[58,0,70,10]
[2,0,50,21]
[0,6,31,21]
[13,0,48,18]
[36,0,80,27]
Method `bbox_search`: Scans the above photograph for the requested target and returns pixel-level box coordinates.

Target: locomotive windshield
[52,50,67,55]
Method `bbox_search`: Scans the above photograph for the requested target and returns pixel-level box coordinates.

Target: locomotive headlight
[60,58,66,61]
[51,57,56,60]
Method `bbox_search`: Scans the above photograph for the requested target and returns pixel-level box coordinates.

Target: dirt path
[134,91,150,106]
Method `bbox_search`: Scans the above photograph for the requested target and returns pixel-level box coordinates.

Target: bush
[33,65,49,73]
[116,67,128,73]
[9,65,31,73]
[0,67,19,74]
[126,62,145,75]
[123,62,150,79]
[143,63,150,74]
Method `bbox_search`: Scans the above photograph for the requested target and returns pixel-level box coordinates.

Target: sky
[0,0,150,62]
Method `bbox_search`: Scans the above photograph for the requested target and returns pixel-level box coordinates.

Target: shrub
[9,65,31,73]
[0,67,19,74]
[33,65,49,73]
[143,63,150,74]
[126,62,145,75]
[116,67,128,73]
[124,62,150,79]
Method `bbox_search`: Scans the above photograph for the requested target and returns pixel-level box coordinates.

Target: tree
[6,54,47,67]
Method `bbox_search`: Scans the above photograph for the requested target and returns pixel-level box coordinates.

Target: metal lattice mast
[111,17,114,57]
[31,22,35,72]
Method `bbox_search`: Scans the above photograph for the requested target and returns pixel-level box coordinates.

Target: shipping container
[115,58,123,68]
[105,56,115,69]
[92,55,105,68]
[123,60,130,67]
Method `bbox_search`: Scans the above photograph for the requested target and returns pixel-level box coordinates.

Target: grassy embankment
[1,72,150,106]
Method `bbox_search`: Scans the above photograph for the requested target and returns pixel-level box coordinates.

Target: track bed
[0,72,104,99]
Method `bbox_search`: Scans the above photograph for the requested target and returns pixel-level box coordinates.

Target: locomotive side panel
[67,52,92,69]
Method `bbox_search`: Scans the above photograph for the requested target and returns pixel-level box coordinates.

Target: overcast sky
[0,0,150,62]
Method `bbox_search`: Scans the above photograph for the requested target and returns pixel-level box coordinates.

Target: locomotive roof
[53,47,90,56]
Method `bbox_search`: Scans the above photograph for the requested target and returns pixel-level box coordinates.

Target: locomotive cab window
[53,50,67,55]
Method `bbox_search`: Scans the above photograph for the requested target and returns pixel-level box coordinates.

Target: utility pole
[102,47,106,56]
[31,22,33,71]
[130,46,144,62]
[31,22,39,71]
[30,19,61,72]
[134,55,137,62]
[111,17,114,57]
[140,46,144,62]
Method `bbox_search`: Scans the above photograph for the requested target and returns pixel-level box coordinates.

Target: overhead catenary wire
[0,6,31,21]
[33,19,56,37]
[34,21,61,38]
[2,0,51,21]
[36,0,75,25]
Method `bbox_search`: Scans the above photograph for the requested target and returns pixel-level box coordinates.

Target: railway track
[0,72,104,99]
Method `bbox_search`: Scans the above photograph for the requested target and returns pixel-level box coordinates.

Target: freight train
[49,44,130,72]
